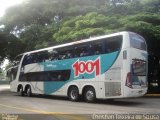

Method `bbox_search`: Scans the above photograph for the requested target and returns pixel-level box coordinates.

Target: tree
[53,12,120,42]
[0,31,25,63]
[0,32,8,64]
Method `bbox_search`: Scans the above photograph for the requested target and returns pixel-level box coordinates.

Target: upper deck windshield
[129,33,146,51]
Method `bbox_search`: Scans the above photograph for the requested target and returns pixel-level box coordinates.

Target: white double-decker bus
[7,31,148,102]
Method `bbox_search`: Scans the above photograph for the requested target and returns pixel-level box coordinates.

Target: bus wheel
[84,87,96,103]
[26,86,32,97]
[18,86,24,96]
[68,86,79,102]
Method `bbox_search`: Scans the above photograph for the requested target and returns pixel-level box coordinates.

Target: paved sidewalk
[0,85,10,91]
[145,94,160,97]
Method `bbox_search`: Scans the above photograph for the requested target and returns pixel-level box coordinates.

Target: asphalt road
[0,86,160,120]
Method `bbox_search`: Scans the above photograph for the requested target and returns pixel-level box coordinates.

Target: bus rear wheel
[68,86,79,102]
[84,87,96,103]
[18,86,24,96]
[26,86,32,97]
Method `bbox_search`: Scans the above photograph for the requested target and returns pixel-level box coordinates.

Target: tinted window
[22,35,122,65]
[105,35,122,53]
[75,44,88,57]
[87,41,104,56]
[48,49,59,60]
[130,33,146,50]
[19,70,70,81]
[57,47,75,60]
[36,51,49,62]
[22,51,50,66]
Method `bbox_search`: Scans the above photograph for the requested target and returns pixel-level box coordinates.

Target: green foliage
[0,31,25,63]
[20,23,58,50]
[53,12,106,42]
[5,35,25,61]
[124,14,160,26]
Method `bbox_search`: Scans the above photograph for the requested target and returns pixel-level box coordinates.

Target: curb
[145,94,160,97]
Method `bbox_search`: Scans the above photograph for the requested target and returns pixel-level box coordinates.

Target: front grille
[105,82,121,96]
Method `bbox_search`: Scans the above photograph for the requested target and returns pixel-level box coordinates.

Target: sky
[1,59,9,70]
[0,0,25,18]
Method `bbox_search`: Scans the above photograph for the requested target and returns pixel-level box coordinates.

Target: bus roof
[23,31,129,55]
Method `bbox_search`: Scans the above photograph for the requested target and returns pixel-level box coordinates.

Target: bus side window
[88,41,104,56]
[87,44,95,56]
[75,45,88,57]
[22,54,32,66]
[22,55,27,66]
[105,36,122,53]
[48,50,59,61]
[57,46,75,60]
[65,47,74,59]
[32,53,38,63]
[37,53,43,62]
[94,42,103,55]
[58,50,65,60]
[25,54,37,64]
[37,51,49,62]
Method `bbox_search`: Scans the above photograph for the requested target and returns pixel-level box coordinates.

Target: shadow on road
[95,99,145,107]
[14,93,70,101]
[13,92,146,107]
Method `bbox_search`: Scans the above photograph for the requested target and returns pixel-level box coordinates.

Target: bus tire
[26,86,32,97]
[19,86,24,96]
[84,87,96,103]
[68,86,79,102]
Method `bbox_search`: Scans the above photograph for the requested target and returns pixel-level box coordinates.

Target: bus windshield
[129,33,146,51]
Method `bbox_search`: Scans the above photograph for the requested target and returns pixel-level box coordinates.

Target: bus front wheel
[68,86,79,102]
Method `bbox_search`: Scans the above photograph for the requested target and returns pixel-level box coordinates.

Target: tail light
[125,72,132,88]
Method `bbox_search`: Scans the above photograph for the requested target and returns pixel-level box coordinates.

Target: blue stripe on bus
[43,51,119,94]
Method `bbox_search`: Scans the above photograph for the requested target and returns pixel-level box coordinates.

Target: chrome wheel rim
[70,90,77,100]
[86,90,94,101]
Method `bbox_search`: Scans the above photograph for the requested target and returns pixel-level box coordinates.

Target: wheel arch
[24,84,31,93]
[17,84,23,92]
[67,85,79,96]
